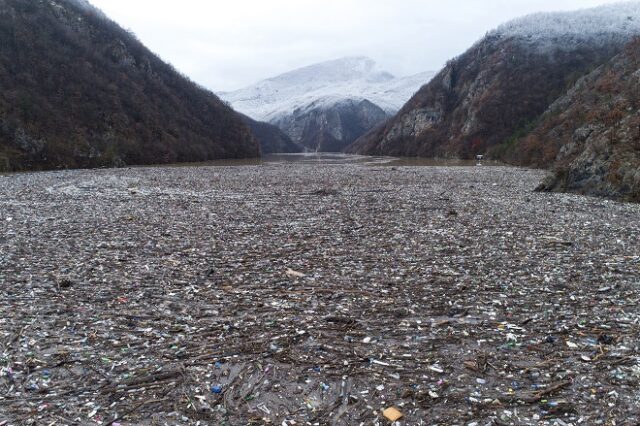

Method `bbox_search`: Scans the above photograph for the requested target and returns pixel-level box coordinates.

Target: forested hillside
[348,3,640,162]
[532,39,640,201]
[0,0,259,171]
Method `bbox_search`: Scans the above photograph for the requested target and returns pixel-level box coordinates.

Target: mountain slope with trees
[347,3,640,161]
[0,0,259,172]
[531,39,640,201]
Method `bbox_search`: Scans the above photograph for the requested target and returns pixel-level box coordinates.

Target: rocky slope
[0,0,259,172]
[221,57,435,152]
[532,39,640,201]
[239,114,302,154]
[272,98,387,152]
[347,3,640,160]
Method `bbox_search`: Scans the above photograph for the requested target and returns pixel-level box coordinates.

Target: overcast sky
[88,0,626,92]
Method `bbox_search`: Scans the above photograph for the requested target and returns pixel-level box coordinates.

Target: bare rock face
[273,99,388,152]
[0,0,259,172]
[380,107,443,152]
[348,3,640,160]
[533,40,640,201]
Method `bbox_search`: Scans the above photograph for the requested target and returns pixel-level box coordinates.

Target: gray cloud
[88,0,627,91]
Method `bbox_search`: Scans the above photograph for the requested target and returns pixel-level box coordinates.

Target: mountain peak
[221,57,433,123]
[264,56,393,88]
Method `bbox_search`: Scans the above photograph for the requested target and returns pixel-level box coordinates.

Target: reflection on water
[263,152,392,165]
[3,153,505,175]
[160,152,504,168]
[385,157,503,167]
[263,152,503,167]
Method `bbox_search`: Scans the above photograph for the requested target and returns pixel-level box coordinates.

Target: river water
[165,152,502,168]
[0,153,502,176]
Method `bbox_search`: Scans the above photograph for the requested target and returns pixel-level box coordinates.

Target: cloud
[88,0,628,91]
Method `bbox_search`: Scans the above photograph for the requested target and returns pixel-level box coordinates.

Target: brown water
[173,153,503,167]
[0,153,504,176]
[151,153,391,168]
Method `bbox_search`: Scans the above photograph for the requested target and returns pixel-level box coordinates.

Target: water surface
[259,153,501,167]
[1,153,504,176]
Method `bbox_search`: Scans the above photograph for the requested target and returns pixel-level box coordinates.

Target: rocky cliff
[271,99,387,152]
[532,39,640,201]
[0,0,259,171]
[347,3,640,160]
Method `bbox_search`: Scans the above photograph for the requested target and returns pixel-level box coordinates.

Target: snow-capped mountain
[220,57,435,152]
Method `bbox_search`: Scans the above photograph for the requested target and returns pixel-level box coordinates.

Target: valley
[1,1,640,425]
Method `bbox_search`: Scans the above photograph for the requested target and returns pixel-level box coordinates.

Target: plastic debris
[383,406,404,422]
[429,365,445,374]
[0,158,639,424]
[285,268,306,278]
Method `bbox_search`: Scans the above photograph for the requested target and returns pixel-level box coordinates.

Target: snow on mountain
[60,0,100,13]
[67,0,93,9]
[220,57,435,122]
[491,1,640,50]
